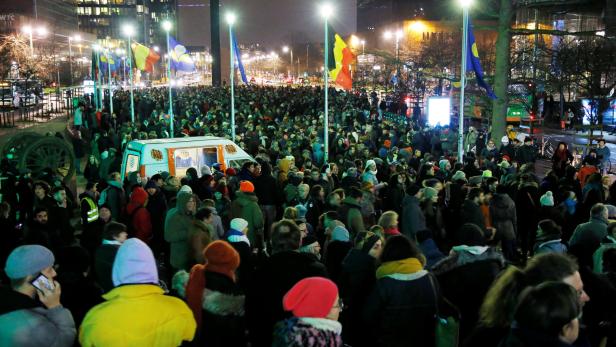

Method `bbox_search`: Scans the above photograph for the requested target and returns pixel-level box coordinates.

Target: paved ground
[0,112,69,149]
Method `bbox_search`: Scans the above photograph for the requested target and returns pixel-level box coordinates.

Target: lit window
[136,5,143,12]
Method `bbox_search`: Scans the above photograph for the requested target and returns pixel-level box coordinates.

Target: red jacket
[126,187,152,242]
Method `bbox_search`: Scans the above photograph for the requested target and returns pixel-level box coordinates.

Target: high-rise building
[76,0,176,46]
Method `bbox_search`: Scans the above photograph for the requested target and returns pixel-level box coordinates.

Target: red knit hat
[283,277,338,318]
[204,240,240,277]
[226,168,237,176]
[239,180,254,193]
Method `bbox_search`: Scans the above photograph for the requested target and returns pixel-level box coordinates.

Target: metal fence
[0,87,88,128]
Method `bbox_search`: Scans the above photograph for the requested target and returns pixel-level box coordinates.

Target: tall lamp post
[68,35,80,86]
[22,25,47,56]
[92,44,103,110]
[162,19,174,137]
[122,23,136,123]
[458,0,472,162]
[282,45,293,79]
[226,12,237,141]
[319,3,333,164]
[384,29,403,91]
[104,46,114,117]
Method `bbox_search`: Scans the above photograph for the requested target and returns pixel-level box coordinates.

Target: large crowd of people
[1,84,615,347]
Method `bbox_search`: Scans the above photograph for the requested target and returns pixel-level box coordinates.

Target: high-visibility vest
[82,196,99,223]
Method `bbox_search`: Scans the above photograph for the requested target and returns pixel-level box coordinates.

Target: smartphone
[30,274,54,292]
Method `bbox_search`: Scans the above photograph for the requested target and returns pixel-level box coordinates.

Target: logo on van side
[151,149,163,161]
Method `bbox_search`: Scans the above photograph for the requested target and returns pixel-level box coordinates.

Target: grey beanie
[4,245,55,279]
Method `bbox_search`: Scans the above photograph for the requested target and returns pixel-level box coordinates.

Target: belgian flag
[327,24,355,90]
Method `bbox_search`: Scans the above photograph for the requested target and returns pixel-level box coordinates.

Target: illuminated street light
[36,26,47,36]
[459,0,473,8]
[162,19,172,32]
[153,46,160,52]
[122,23,135,37]
[319,3,333,19]
[282,46,289,53]
[225,12,236,25]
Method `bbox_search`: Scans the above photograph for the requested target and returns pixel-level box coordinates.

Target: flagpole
[320,4,332,164]
[163,20,174,138]
[123,24,136,123]
[226,12,236,142]
[458,6,469,163]
[106,48,114,118]
[92,49,98,109]
[95,48,102,110]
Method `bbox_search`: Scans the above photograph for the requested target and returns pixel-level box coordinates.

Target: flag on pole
[99,53,118,75]
[326,24,355,90]
[465,18,497,99]
[131,42,160,73]
[231,30,248,84]
[169,36,196,72]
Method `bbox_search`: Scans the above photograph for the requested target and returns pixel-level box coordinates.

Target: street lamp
[162,19,174,137]
[225,11,237,141]
[68,35,81,86]
[383,29,403,90]
[319,2,333,163]
[22,25,46,55]
[91,43,102,109]
[122,23,136,123]
[282,45,293,79]
[103,45,114,118]
[457,0,472,162]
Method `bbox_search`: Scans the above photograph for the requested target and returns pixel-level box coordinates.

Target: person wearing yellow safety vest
[80,182,100,256]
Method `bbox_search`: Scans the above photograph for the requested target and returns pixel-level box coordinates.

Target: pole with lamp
[225,12,237,141]
[458,0,472,163]
[92,44,103,110]
[122,23,136,123]
[104,46,114,117]
[162,20,174,137]
[21,25,46,55]
[319,3,333,164]
[69,35,80,86]
[283,45,293,79]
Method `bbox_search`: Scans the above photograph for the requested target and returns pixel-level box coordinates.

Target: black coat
[199,271,247,347]
[246,250,327,347]
[324,240,352,286]
[94,243,119,293]
[363,272,438,347]
[339,249,378,347]
[432,248,505,341]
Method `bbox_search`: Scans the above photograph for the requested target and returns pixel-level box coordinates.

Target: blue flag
[99,53,118,75]
[169,36,196,72]
[231,30,248,84]
[466,18,497,100]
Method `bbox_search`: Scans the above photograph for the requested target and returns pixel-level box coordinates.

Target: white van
[121,136,254,178]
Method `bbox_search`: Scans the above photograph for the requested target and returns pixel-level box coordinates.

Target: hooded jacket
[337,197,366,238]
[490,193,517,241]
[126,187,152,243]
[164,192,195,270]
[230,191,264,247]
[79,239,196,347]
[401,195,426,239]
[0,287,76,347]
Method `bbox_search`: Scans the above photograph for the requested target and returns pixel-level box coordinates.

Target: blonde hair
[378,211,399,229]
[283,207,298,220]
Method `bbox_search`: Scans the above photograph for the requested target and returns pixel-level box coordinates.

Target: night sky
[178,0,357,49]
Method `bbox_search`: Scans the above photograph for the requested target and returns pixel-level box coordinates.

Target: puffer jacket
[164,192,195,270]
[0,287,76,347]
[79,285,196,347]
[230,192,264,247]
[490,193,517,240]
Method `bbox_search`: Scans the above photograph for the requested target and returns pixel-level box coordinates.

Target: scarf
[376,257,424,279]
[185,263,237,329]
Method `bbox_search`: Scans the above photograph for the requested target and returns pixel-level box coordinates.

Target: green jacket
[164,192,195,270]
[230,191,264,247]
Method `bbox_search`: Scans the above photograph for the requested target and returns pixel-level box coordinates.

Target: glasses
[333,299,344,311]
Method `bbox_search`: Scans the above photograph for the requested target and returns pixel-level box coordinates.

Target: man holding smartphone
[0,245,76,347]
